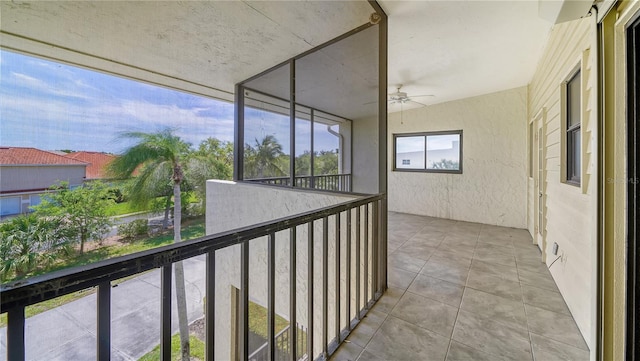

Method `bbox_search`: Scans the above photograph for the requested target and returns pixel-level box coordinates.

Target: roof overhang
[0,1,374,102]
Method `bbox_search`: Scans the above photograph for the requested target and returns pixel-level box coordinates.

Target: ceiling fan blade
[408,99,429,107]
[411,94,435,98]
[362,100,378,105]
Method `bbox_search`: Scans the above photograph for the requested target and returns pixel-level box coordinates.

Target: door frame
[531,108,547,262]
[626,12,640,361]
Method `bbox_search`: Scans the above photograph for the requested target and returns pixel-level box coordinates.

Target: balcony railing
[245,174,352,193]
[248,323,307,361]
[1,193,386,360]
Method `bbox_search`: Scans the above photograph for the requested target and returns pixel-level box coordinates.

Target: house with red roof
[64,151,116,180]
[0,147,87,216]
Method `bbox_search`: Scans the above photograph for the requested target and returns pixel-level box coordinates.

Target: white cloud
[1,89,235,153]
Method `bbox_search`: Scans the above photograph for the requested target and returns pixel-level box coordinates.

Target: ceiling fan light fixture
[389,91,409,102]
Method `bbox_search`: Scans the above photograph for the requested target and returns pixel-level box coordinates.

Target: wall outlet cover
[552,242,559,255]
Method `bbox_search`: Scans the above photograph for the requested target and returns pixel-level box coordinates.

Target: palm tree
[108,129,192,360]
[186,138,233,215]
[247,134,285,178]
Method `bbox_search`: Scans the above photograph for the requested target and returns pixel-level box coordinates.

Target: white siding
[528,16,596,350]
[0,165,86,192]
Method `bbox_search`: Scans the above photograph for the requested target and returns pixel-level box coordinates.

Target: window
[566,69,581,185]
[393,130,462,173]
[0,197,21,216]
[30,194,42,208]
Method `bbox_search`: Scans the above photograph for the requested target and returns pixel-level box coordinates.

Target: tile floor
[331,212,590,361]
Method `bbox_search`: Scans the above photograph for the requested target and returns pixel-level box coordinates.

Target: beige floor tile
[452,310,532,360]
[460,288,528,330]
[525,304,589,351]
[365,316,450,361]
[530,333,590,361]
[391,292,458,338]
[408,274,464,307]
[470,259,519,282]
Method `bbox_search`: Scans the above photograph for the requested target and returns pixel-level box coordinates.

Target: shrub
[117,219,149,239]
[33,181,115,254]
[107,187,126,203]
[0,214,67,282]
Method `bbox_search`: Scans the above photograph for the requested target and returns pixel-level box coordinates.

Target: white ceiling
[1,1,554,115]
[0,0,373,101]
[380,0,553,111]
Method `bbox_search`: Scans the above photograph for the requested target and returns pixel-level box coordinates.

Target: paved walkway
[0,256,206,361]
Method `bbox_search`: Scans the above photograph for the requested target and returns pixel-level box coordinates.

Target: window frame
[565,68,582,186]
[392,130,463,174]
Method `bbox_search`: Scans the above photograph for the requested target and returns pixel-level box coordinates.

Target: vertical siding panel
[527,16,596,351]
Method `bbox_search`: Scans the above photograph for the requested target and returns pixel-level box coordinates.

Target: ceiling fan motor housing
[390,91,409,102]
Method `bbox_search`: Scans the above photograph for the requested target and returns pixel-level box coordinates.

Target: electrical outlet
[552,242,559,255]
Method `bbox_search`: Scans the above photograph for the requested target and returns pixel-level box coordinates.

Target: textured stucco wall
[352,116,379,194]
[388,86,528,228]
[206,181,360,360]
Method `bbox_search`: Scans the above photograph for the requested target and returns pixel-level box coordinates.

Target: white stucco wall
[352,116,379,194]
[388,86,528,228]
[206,181,364,360]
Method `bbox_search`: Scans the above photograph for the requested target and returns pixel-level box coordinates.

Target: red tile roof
[65,152,116,179]
[0,147,87,166]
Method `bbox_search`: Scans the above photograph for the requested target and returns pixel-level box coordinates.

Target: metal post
[206,251,215,361]
[234,84,245,181]
[161,265,172,361]
[290,227,297,361]
[97,281,111,361]
[373,201,379,298]
[240,242,249,361]
[7,306,25,361]
[289,60,296,187]
[268,233,276,361]
[334,212,341,343]
[310,109,315,189]
[381,198,388,292]
[346,209,352,328]
[322,217,328,357]
[364,204,369,305]
[307,222,314,360]
[355,206,361,319]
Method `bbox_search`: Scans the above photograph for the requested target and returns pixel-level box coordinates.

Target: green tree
[0,214,66,282]
[245,135,285,178]
[108,129,192,360]
[34,181,115,254]
[295,151,311,176]
[430,159,459,170]
[315,150,339,175]
[187,138,233,214]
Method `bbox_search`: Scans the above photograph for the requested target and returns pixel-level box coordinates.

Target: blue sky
[0,50,338,155]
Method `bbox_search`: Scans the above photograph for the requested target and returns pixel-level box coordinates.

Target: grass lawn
[249,300,289,339]
[0,218,205,327]
[139,335,205,361]
[107,194,200,216]
[106,201,141,216]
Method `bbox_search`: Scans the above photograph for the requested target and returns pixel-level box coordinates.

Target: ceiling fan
[388,84,434,107]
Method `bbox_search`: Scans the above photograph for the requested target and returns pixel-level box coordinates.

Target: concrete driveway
[0,255,206,361]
